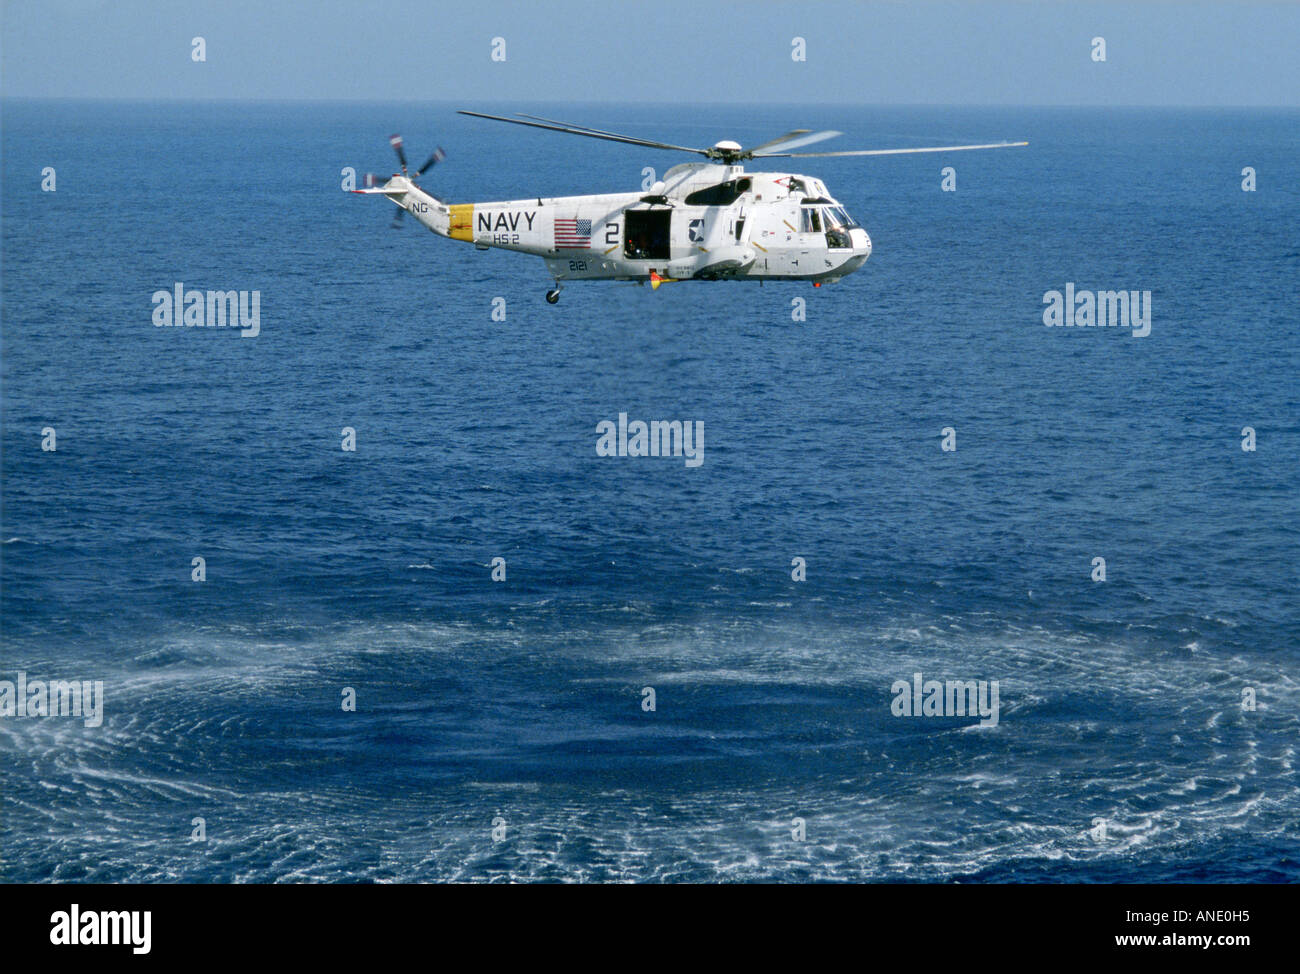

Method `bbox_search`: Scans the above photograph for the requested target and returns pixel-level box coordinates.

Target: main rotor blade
[745,129,810,153]
[754,140,1028,158]
[516,114,841,159]
[515,112,651,139]
[458,110,709,156]
[746,129,842,154]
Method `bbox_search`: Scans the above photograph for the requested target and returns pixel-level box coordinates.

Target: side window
[685,178,752,206]
[801,208,821,233]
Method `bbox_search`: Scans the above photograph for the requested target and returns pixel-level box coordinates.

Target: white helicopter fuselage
[370,162,871,286]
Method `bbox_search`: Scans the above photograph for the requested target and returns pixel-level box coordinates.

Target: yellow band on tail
[448,203,474,242]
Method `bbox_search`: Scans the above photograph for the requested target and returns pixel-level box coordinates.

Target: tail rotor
[359,135,447,229]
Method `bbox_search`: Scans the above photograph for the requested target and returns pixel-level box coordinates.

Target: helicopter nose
[851,227,871,256]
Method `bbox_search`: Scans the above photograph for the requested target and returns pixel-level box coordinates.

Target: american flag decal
[554,218,591,249]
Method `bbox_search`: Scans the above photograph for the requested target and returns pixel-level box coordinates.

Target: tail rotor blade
[390,207,405,229]
[416,146,446,177]
[389,134,408,174]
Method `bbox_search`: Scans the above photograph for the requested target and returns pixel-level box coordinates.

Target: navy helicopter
[355,111,1026,302]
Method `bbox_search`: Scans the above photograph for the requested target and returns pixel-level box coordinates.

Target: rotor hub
[708,139,745,162]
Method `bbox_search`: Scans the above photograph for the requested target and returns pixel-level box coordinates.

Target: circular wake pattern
[3,614,1296,882]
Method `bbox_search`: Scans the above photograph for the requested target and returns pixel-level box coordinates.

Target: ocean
[1,100,1296,882]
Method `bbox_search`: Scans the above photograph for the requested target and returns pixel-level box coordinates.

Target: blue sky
[2,0,1297,105]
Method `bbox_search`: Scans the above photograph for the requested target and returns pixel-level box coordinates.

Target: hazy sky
[2,0,1297,105]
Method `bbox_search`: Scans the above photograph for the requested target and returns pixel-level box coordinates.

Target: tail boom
[353,175,451,236]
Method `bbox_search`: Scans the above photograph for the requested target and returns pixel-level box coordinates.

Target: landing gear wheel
[545,289,561,304]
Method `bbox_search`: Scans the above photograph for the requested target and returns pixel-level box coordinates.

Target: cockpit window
[684,178,751,206]
[801,207,822,233]
[823,206,858,229]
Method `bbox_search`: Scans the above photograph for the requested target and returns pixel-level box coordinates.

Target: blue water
[2,101,1297,882]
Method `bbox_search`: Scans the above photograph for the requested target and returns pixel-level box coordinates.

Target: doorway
[623,209,671,260]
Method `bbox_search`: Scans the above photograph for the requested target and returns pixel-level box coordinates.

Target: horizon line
[2,96,1297,110]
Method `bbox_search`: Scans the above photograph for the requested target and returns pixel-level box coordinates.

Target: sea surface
[1,101,1297,882]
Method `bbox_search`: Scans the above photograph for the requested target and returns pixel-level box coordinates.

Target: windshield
[823,205,858,229]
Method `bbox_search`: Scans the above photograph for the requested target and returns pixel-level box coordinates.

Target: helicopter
[354,111,1027,303]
